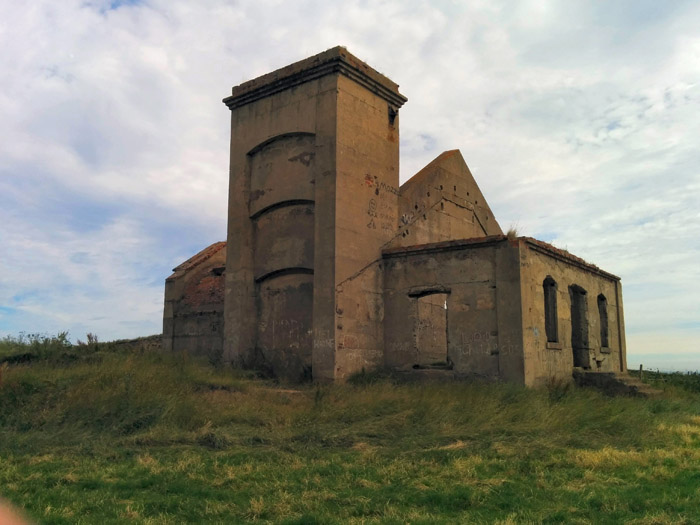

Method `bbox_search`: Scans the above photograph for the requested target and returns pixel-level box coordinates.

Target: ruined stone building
[163,47,627,386]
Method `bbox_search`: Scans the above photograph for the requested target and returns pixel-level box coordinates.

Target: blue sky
[0,0,698,370]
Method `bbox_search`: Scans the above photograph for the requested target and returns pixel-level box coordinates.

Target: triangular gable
[399,150,502,237]
[170,241,226,275]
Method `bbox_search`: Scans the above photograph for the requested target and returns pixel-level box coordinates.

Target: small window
[543,277,558,343]
[597,294,609,348]
[388,105,398,126]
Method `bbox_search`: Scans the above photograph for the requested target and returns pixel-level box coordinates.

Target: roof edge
[382,235,621,281]
[223,46,408,111]
[399,149,462,193]
[170,241,227,274]
[522,238,620,281]
[382,235,508,258]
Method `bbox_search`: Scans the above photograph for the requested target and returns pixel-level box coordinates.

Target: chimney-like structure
[222,47,407,381]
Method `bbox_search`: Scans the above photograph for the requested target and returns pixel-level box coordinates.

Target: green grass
[632,369,700,394]
[0,332,73,362]
[1,337,699,523]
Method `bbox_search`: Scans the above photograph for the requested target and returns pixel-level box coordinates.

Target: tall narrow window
[543,277,558,343]
[597,294,609,348]
[570,285,590,368]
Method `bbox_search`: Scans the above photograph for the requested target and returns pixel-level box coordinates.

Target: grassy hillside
[1,335,699,524]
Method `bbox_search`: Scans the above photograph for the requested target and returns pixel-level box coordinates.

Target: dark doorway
[569,285,589,368]
[414,292,449,367]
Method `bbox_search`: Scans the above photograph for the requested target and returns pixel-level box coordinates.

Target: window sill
[600,346,611,354]
[546,342,563,350]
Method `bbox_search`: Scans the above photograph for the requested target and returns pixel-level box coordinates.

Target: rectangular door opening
[413,292,449,369]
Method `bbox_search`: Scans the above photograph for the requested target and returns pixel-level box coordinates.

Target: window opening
[569,285,589,368]
[598,294,609,348]
[543,277,558,343]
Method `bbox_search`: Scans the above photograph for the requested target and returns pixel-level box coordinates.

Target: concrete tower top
[223,46,408,111]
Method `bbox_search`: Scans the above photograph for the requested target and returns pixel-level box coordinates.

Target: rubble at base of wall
[572,368,662,397]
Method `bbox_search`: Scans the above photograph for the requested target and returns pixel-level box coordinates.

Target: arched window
[597,294,609,348]
[543,277,558,343]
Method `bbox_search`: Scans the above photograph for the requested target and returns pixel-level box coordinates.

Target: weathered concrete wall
[223,63,335,377]
[383,238,524,382]
[223,46,406,381]
[248,134,315,217]
[391,150,502,248]
[334,261,385,379]
[331,71,405,380]
[519,239,627,387]
[253,203,314,280]
[257,272,314,381]
[494,241,525,383]
[250,135,315,380]
[163,242,226,362]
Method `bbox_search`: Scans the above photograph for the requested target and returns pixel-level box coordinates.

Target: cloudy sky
[1,0,698,369]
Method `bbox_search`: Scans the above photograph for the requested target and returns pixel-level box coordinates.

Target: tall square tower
[222,47,407,381]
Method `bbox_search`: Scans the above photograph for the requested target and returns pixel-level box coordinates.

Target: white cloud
[0,0,698,365]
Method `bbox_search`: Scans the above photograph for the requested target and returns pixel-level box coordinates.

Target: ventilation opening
[388,105,398,126]
[570,285,589,368]
[412,292,449,369]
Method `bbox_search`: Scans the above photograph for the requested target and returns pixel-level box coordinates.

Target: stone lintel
[223,46,408,111]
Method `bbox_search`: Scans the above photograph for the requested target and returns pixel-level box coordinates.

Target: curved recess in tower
[248,133,316,380]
